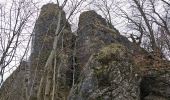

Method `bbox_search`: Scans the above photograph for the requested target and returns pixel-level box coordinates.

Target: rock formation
[0,61,28,100]
[0,3,170,100]
[28,3,72,100]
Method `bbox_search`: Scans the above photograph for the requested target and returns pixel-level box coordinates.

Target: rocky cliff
[0,3,170,100]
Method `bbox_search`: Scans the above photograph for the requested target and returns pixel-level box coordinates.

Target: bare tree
[161,0,170,6]
[112,0,170,59]
[0,0,39,85]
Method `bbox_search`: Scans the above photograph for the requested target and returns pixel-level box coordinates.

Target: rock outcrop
[29,3,73,100]
[69,11,140,100]
[0,61,28,100]
[0,3,170,100]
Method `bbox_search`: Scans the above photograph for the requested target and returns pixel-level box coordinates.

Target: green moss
[93,44,127,87]
[96,43,126,65]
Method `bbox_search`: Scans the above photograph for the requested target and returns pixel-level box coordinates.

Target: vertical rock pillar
[29,3,71,99]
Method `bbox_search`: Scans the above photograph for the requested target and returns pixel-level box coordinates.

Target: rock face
[70,11,140,100]
[0,3,170,100]
[76,11,132,69]
[69,43,141,100]
[29,3,73,100]
[0,3,73,100]
[0,61,28,100]
[140,70,170,100]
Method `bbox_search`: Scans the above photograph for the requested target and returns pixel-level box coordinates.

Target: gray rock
[0,61,28,100]
[1,4,170,100]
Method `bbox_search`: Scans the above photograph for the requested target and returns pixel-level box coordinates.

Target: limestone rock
[76,11,132,71]
[29,3,73,100]
[0,3,170,100]
[68,43,141,100]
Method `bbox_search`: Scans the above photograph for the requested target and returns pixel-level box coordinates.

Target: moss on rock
[92,43,129,88]
[95,43,126,65]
